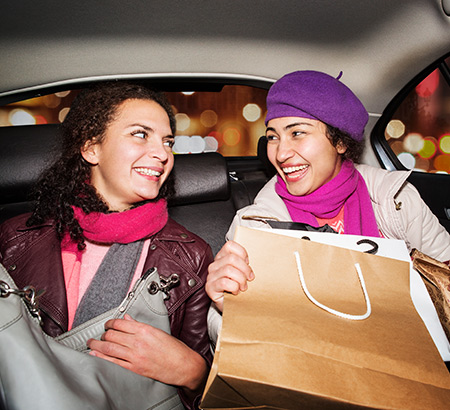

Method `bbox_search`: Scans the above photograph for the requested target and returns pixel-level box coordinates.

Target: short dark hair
[325,124,364,163]
[27,81,175,249]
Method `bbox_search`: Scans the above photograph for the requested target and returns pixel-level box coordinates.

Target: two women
[0,82,212,409]
[206,70,450,314]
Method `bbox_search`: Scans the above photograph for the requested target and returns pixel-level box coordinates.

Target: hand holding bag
[201,227,450,410]
[0,263,184,410]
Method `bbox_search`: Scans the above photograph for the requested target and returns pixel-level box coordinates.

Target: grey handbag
[0,263,184,410]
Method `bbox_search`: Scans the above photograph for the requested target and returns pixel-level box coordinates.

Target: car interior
[1,2,450,408]
[1,1,449,253]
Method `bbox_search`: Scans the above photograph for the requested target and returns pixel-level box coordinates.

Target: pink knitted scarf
[275,160,380,237]
[61,199,169,257]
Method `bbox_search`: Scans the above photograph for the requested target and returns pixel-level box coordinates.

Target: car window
[0,84,268,157]
[373,55,450,174]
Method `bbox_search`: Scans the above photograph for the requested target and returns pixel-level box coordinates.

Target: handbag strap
[294,251,372,321]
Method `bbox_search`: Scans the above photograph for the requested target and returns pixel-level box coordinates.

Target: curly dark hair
[325,124,364,163]
[27,81,176,249]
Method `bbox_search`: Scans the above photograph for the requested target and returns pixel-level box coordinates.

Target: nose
[276,138,295,163]
[147,138,169,162]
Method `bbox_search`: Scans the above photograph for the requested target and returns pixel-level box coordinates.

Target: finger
[88,337,131,360]
[215,240,249,264]
[104,317,144,333]
[209,253,254,283]
[89,349,134,371]
[207,275,243,300]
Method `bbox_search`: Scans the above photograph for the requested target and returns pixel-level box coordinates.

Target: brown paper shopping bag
[201,227,450,410]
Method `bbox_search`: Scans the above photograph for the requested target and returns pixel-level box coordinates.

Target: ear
[80,139,100,165]
[336,140,347,155]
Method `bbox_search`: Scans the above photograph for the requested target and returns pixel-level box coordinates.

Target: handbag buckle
[147,274,180,300]
[0,280,43,325]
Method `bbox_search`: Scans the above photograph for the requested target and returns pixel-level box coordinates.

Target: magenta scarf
[275,160,380,237]
[61,199,169,257]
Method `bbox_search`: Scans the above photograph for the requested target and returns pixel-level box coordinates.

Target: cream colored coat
[227,164,450,262]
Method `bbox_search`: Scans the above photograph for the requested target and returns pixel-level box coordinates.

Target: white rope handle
[294,251,371,320]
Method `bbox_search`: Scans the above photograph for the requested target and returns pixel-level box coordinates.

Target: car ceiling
[1,0,449,115]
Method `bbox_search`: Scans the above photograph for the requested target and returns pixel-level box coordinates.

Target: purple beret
[265,70,368,141]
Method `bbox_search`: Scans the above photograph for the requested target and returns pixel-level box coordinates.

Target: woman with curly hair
[0,81,212,410]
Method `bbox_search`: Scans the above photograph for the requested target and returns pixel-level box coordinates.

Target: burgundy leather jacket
[0,213,213,410]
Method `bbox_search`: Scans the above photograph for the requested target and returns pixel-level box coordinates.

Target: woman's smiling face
[81,98,175,211]
[266,117,346,196]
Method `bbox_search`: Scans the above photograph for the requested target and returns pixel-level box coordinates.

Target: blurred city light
[58,107,70,122]
[204,136,219,152]
[397,152,416,169]
[418,137,437,159]
[223,127,241,146]
[415,69,439,98]
[242,103,261,122]
[175,113,191,131]
[434,154,450,173]
[9,109,35,125]
[403,133,424,154]
[200,110,218,127]
[385,119,405,139]
[439,134,450,154]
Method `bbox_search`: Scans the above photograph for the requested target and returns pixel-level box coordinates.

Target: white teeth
[282,165,308,174]
[135,167,161,177]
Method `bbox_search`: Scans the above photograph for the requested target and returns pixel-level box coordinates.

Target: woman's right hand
[205,240,254,312]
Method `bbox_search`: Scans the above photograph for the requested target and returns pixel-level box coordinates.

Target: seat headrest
[0,124,230,207]
[170,152,230,206]
[257,136,277,178]
[0,124,62,204]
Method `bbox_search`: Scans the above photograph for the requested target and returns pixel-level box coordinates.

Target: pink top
[62,239,151,330]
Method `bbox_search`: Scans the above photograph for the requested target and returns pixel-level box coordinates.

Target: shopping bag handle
[294,251,372,321]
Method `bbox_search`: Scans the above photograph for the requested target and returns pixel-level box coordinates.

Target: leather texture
[0,264,184,410]
[0,214,214,410]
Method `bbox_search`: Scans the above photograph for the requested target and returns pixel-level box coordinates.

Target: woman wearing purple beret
[206,70,450,332]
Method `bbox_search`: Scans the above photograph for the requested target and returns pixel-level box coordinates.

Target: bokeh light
[417,137,437,159]
[242,103,261,122]
[9,109,36,125]
[200,110,218,128]
[434,155,450,173]
[414,157,430,172]
[208,131,223,147]
[385,119,405,139]
[416,69,439,98]
[204,136,219,152]
[58,107,70,122]
[172,135,208,154]
[403,133,424,154]
[223,127,241,146]
[34,115,48,125]
[43,94,61,108]
[397,152,416,170]
[55,91,71,98]
[175,113,191,132]
[439,134,450,154]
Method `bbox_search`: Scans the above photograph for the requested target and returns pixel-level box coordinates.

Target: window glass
[0,85,268,157]
[384,56,450,173]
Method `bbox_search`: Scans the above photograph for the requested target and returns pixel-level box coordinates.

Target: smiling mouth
[134,167,162,177]
[282,165,308,174]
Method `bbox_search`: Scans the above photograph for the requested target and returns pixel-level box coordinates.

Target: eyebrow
[128,123,154,132]
[266,122,314,133]
[128,123,175,139]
